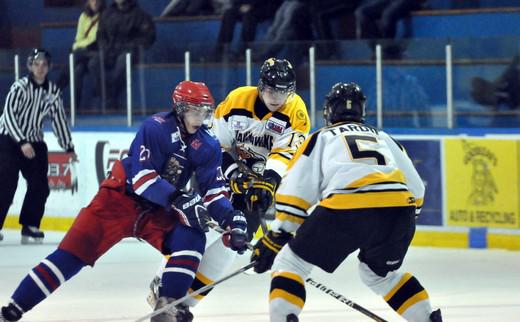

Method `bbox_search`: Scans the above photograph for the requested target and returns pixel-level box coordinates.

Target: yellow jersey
[212,86,310,179]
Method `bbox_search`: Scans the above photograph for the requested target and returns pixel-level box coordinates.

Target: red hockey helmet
[172,81,214,111]
[172,80,215,127]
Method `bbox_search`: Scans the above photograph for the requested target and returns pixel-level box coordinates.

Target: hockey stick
[207,221,388,322]
[255,208,269,235]
[305,278,388,322]
[134,261,256,322]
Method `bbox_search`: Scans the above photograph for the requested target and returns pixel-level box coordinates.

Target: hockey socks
[10,249,85,314]
[269,271,306,322]
[160,225,205,299]
[359,262,433,322]
[383,272,432,322]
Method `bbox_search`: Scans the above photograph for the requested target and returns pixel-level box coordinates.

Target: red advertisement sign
[48,152,77,194]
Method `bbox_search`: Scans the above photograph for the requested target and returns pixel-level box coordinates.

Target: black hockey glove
[251,230,293,273]
[222,210,248,254]
[229,169,257,194]
[245,176,277,214]
[171,191,209,232]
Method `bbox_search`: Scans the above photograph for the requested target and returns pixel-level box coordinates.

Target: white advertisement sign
[10,131,135,218]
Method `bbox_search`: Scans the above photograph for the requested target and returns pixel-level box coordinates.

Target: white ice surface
[1,230,519,322]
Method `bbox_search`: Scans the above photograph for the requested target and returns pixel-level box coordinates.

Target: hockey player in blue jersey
[0,80,248,322]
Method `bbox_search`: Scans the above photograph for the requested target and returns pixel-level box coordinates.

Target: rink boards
[3,131,520,250]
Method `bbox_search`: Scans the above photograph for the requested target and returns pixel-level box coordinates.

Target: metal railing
[5,37,519,129]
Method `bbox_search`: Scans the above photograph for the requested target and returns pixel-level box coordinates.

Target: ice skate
[151,297,193,322]
[147,276,161,308]
[430,308,442,322]
[0,230,4,242]
[21,226,44,244]
[0,303,22,322]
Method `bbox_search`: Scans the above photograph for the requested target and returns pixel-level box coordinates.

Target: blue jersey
[121,111,233,225]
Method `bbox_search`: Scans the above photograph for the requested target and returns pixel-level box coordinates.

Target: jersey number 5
[344,135,386,165]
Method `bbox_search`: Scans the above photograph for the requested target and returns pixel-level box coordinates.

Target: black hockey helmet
[323,82,366,125]
[27,48,52,67]
[258,58,296,93]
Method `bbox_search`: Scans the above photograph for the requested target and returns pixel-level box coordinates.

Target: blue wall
[407,12,520,38]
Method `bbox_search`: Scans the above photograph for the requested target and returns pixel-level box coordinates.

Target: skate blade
[21,236,44,245]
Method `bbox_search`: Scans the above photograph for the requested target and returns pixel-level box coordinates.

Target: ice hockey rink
[1,230,519,322]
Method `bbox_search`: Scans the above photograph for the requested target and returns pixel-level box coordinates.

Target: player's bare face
[30,59,49,85]
[183,106,212,134]
[260,87,289,112]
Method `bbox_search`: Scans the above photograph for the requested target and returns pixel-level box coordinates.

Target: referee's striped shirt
[0,75,74,151]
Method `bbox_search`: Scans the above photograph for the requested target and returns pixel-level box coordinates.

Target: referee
[0,48,77,244]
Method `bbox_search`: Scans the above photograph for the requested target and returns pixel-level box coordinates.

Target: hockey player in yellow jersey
[213,57,310,235]
[251,82,442,322]
[146,58,310,319]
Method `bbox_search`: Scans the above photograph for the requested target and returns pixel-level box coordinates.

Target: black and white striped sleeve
[3,82,28,144]
[49,89,74,152]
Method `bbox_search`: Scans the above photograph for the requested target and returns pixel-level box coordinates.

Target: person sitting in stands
[56,0,105,110]
[88,0,155,111]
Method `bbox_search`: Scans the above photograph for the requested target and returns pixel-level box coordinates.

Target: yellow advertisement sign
[445,139,519,228]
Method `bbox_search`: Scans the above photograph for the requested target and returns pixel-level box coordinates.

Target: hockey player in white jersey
[146,58,310,319]
[251,82,443,322]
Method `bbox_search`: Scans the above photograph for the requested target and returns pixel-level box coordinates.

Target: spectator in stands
[355,0,426,59]
[471,55,520,110]
[255,0,361,63]
[89,0,155,111]
[254,0,313,63]
[56,0,106,110]
[160,0,230,17]
[213,0,282,61]
[310,0,361,59]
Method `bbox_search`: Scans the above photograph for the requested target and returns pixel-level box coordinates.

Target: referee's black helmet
[27,48,52,67]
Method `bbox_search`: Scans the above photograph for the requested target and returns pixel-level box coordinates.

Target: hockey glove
[245,177,277,214]
[171,191,209,232]
[251,230,293,273]
[222,210,248,254]
[229,169,257,194]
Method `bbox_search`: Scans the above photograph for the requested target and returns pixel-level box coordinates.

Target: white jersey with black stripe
[271,121,425,233]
